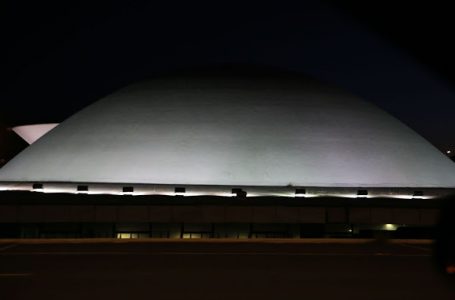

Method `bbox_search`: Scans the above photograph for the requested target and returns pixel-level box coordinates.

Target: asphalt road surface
[0,239,453,300]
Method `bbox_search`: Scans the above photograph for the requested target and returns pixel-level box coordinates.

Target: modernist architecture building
[0,69,454,238]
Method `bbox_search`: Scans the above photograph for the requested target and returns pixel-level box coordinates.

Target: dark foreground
[0,239,453,300]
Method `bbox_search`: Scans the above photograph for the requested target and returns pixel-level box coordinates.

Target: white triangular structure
[12,123,59,145]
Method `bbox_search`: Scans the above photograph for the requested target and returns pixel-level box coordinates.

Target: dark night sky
[2,1,455,159]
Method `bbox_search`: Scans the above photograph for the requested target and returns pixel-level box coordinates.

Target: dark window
[295,188,306,195]
[413,191,424,197]
[357,190,368,196]
[232,188,247,197]
[123,186,134,193]
[32,183,43,190]
[175,187,186,194]
[77,185,89,192]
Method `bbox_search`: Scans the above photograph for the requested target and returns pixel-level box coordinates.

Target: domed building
[0,69,453,238]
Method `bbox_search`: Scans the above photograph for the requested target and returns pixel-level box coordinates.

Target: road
[0,239,453,300]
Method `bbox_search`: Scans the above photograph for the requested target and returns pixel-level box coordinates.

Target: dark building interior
[0,191,443,239]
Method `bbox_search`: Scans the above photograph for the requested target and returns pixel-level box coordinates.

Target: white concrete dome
[1,70,455,191]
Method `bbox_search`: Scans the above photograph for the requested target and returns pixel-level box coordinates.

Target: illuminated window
[182,233,204,239]
[383,224,398,231]
[116,233,139,239]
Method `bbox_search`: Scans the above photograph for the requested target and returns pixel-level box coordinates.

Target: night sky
[2,1,455,161]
